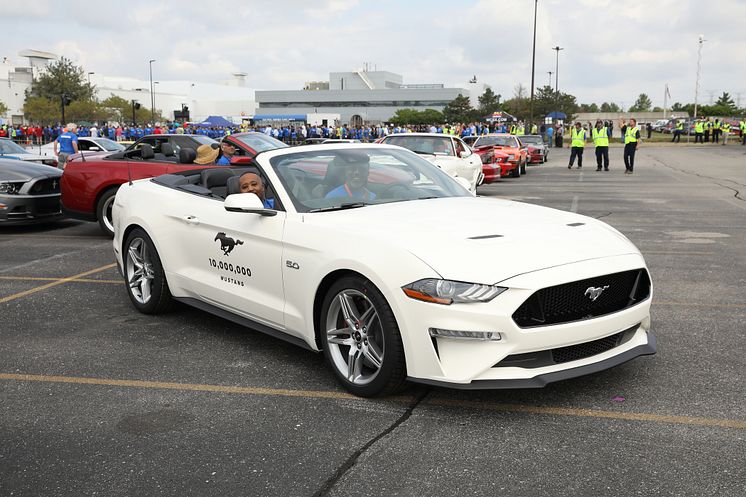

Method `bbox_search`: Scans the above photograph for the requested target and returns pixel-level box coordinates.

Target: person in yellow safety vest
[530,123,538,134]
[694,119,705,143]
[509,124,516,135]
[620,118,641,174]
[592,120,610,171]
[721,122,730,145]
[712,119,721,143]
[516,123,525,135]
[740,119,746,145]
[672,120,684,143]
[567,122,586,169]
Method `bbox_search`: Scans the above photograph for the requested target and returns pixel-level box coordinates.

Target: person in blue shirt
[54,123,79,169]
[238,172,274,209]
[325,154,376,201]
[216,141,237,165]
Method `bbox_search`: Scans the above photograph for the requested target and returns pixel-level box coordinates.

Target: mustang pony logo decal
[584,285,610,301]
[214,232,243,255]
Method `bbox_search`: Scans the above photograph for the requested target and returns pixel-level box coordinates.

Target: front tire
[123,228,172,314]
[521,161,527,174]
[320,276,406,397]
[96,187,118,237]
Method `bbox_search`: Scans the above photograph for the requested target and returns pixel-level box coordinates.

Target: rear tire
[123,228,172,314]
[319,276,407,397]
[96,187,118,237]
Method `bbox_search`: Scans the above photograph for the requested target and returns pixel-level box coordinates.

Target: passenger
[325,154,376,201]
[239,172,274,209]
[194,144,220,165]
[216,140,237,165]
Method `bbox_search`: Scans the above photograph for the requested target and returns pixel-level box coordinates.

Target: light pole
[87,72,94,85]
[552,46,563,118]
[529,0,538,123]
[149,59,156,122]
[693,35,705,120]
[548,71,553,88]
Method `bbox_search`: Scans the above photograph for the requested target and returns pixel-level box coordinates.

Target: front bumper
[393,254,655,388]
[0,193,62,225]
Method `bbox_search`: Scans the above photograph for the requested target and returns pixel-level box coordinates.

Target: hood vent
[468,234,503,240]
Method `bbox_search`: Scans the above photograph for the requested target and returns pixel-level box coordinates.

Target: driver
[239,172,274,209]
[325,152,376,201]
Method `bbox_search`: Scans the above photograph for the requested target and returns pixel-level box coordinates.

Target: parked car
[36,136,126,159]
[379,133,482,192]
[518,135,549,164]
[112,143,656,397]
[61,133,287,236]
[0,158,62,225]
[0,138,58,168]
[464,134,527,177]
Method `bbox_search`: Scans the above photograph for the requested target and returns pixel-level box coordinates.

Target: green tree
[0,100,8,117]
[442,94,477,123]
[713,92,737,114]
[527,85,579,123]
[629,93,653,112]
[477,87,501,116]
[420,109,445,124]
[23,96,60,124]
[27,56,94,102]
[600,102,621,112]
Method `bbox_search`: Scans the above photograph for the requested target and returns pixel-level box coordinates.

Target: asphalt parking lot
[1,144,745,496]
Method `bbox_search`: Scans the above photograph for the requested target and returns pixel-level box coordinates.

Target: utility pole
[529,0,538,123]
[149,59,156,122]
[548,71,553,88]
[552,46,563,110]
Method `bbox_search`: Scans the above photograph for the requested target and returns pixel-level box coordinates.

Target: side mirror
[459,150,471,158]
[454,176,472,191]
[224,193,277,216]
[230,156,254,165]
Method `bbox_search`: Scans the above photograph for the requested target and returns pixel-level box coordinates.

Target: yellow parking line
[0,276,121,284]
[0,263,117,304]
[1,373,743,430]
[427,398,746,430]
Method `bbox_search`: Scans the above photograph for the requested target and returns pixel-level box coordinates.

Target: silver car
[0,158,62,225]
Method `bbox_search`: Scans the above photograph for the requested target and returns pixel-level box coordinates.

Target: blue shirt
[216,156,231,165]
[56,131,78,154]
[325,184,376,201]
[263,198,275,209]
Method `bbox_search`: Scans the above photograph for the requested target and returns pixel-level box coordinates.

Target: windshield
[93,138,125,151]
[0,139,30,155]
[270,147,470,213]
[383,136,454,156]
[519,136,543,144]
[474,136,517,148]
[232,133,288,153]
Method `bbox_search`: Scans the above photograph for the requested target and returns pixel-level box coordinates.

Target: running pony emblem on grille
[584,285,609,301]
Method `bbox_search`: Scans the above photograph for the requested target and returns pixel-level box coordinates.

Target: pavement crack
[651,153,746,202]
[313,388,430,497]
[593,212,613,220]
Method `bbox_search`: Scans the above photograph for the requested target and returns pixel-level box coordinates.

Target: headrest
[200,168,235,189]
[161,143,174,156]
[179,148,197,164]
[226,175,241,195]
[140,143,154,160]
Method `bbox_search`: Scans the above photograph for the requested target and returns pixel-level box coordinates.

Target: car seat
[311,159,346,198]
[200,168,235,198]
[140,144,155,160]
[178,148,197,164]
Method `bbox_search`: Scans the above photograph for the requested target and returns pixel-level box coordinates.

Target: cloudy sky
[4,0,745,109]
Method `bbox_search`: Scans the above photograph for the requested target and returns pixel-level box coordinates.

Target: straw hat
[194,144,220,164]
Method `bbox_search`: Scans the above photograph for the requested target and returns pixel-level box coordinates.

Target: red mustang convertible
[61,133,286,235]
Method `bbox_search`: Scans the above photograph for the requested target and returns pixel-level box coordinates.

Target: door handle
[184,215,200,225]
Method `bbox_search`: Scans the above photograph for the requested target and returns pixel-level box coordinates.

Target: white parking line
[570,195,579,212]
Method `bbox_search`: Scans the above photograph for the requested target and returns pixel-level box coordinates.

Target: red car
[61,133,286,235]
[464,134,525,178]
[518,135,549,164]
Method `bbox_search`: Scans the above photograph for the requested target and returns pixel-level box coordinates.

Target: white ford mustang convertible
[113,144,656,397]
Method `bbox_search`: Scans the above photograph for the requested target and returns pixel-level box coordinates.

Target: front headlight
[402,278,507,305]
[0,181,24,195]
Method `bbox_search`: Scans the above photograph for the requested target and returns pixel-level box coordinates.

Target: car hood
[0,159,62,181]
[309,197,638,283]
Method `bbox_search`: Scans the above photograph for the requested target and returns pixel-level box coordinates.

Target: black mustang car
[0,158,62,225]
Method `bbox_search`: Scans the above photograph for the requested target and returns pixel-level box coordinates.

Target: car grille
[493,325,638,369]
[512,269,650,328]
[28,178,60,195]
